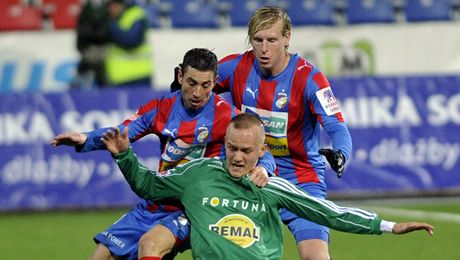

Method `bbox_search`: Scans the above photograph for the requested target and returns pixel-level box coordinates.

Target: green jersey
[114,149,383,259]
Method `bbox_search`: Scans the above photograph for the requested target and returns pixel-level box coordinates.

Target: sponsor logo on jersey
[275,91,288,109]
[242,105,290,155]
[197,126,209,143]
[162,138,206,168]
[265,136,289,156]
[209,214,260,248]
[316,87,341,116]
[202,197,267,212]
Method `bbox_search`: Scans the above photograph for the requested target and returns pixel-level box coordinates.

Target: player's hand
[170,65,182,92]
[50,132,87,147]
[392,222,434,236]
[248,166,269,188]
[318,148,345,178]
[101,127,130,155]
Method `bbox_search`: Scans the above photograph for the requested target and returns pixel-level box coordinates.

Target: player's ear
[212,74,218,88]
[178,68,184,85]
[283,31,291,53]
[258,144,268,158]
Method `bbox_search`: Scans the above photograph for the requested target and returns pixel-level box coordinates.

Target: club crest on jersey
[275,91,288,109]
[209,214,260,248]
[316,87,341,116]
[197,126,209,143]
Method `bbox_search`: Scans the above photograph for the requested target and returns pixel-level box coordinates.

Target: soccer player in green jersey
[101,113,434,260]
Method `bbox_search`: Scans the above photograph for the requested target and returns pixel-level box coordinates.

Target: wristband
[380,220,396,233]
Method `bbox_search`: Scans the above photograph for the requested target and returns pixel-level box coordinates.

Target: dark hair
[181,48,218,75]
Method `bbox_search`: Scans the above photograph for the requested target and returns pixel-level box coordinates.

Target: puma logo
[164,128,177,137]
[297,61,310,71]
[245,87,258,99]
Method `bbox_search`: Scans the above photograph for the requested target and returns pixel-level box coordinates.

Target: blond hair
[247,6,291,45]
[228,113,265,145]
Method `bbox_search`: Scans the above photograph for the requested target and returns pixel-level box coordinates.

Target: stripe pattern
[265,177,379,233]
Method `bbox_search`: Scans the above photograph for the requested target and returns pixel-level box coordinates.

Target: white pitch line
[364,206,460,223]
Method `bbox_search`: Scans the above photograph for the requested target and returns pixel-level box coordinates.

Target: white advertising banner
[1,22,460,92]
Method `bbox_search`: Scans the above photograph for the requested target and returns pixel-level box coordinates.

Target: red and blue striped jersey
[217,51,352,187]
[80,91,238,212]
[81,91,238,170]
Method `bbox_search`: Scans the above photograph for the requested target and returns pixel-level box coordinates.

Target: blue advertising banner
[325,76,460,195]
[1,76,459,210]
[0,87,167,211]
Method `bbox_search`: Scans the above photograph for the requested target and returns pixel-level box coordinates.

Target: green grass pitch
[1,198,459,260]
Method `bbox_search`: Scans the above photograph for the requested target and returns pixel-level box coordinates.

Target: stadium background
[1,0,460,259]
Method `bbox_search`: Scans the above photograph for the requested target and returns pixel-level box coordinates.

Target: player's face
[250,20,291,77]
[179,66,216,110]
[225,125,266,178]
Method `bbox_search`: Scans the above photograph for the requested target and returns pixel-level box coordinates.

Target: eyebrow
[186,77,211,85]
[227,141,253,151]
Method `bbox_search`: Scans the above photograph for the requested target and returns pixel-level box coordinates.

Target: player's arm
[51,98,160,152]
[102,127,185,200]
[264,177,434,236]
[308,71,351,177]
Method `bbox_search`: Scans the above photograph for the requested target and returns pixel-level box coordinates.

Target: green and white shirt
[114,148,384,260]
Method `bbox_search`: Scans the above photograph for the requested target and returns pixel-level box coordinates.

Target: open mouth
[259,57,270,64]
[231,162,244,170]
[190,99,202,106]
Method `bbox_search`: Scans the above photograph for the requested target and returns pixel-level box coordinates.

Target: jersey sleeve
[77,98,161,152]
[264,177,383,235]
[113,147,192,200]
[306,70,352,159]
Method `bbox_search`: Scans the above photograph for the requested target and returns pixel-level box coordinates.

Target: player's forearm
[77,127,112,152]
[295,198,383,235]
[270,181,382,234]
[326,122,352,160]
[285,192,401,235]
[113,147,158,200]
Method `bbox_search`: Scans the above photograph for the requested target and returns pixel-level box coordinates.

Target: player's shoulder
[294,55,329,92]
[219,52,243,64]
[186,156,222,166]
[212,94,235,110]
[159,90,181,101]
[142,91,178,106]
[178,157,225,173]
[137,91,178,113]
[266,176,305,195]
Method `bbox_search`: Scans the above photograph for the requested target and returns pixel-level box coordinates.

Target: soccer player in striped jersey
[102,113,434,260]
[215,6,352,260]
[51,48,275,260]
